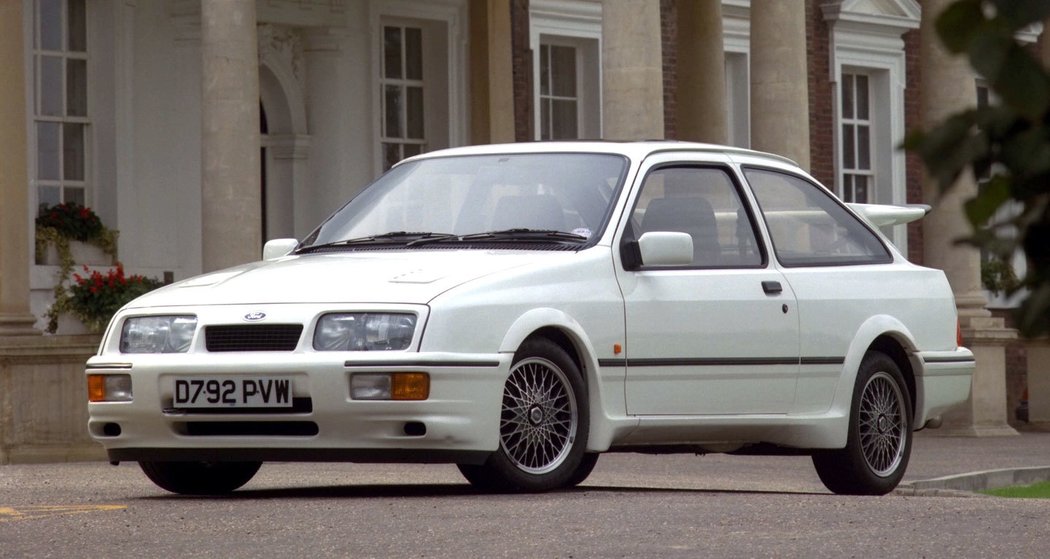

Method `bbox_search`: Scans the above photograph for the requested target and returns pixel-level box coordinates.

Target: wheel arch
[867,334,918,426]
[498,308,619,451]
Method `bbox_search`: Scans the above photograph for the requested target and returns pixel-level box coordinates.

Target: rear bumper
[916,348,975,425]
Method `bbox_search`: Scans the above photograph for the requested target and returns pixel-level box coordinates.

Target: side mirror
[262,238,299,260]
[637,232,693,267]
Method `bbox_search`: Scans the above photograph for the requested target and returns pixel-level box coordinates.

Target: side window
[632,167,763,268]
[743,167,891,267]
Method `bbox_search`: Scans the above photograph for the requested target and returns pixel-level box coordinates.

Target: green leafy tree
[905,0,1050,336]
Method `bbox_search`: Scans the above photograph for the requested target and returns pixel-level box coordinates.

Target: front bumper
[86,351,511,464]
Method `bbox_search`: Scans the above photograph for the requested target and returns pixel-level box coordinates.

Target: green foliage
[903,0,1050,336]
[981,480,1050,499]
[48,264,164,334]
[36,202,105,242]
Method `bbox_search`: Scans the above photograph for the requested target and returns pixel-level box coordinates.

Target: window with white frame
[32,0,89,210]
[840,72,874,204]
[538,43,579,140]
[822,0,918,250]
[530,1,601,140]
[380,24,426,171]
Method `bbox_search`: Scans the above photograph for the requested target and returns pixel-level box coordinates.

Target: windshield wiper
[296,232,455,253]
[458,228,589,243]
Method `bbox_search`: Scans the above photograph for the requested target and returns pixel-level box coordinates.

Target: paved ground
[2,429,1049,558]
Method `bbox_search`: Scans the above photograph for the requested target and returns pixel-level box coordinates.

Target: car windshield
[298,153,629,250]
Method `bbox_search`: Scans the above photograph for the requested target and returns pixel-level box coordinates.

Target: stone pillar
[0,1,39,336]
[749,0,809,169]
[470,0,515,144]
[601,0,663,140]
[919,0,1016,436]
[676,0,728,144]
[201,0,261,272]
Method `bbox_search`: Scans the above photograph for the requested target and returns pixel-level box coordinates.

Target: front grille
[204,324,303,352]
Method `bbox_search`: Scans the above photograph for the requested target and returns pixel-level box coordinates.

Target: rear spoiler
[847,203,931,227]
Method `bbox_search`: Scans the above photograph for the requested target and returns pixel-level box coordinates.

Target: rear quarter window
[743,167,891,267]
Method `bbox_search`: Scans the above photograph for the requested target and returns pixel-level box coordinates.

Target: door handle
[762,281,782,295]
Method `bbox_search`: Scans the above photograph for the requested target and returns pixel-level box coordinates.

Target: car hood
[126,250,561,308]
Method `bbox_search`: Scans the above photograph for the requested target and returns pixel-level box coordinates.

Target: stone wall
[0,335,106,464]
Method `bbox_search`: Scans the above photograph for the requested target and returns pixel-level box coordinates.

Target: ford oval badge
[244,312,266,321]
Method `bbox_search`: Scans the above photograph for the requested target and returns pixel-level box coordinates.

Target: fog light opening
[102,422,122,437]
[403,421,426,437]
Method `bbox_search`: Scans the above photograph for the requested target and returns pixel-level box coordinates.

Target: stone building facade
[2,0,1048,462]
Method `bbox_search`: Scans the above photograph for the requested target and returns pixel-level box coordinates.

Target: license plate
[173,376,294,408]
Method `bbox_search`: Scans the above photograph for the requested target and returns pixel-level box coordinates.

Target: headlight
[120,316,198,353]
[313,313,416,351]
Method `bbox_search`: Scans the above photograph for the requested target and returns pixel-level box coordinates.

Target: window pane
[857,75,870,120]
[540,44,550,96]
[403,143,422,158]
[383,26,402,80]
[858,126,871,170]
[37,122,61,180]
[384,85,402,138]
[550,45,576,97]
[64,186,85,206]
[406,86,424,140]
[842,175,854,203]
[405,27,422,81]
[843,124,855,169]
[63,122,85,180]
[540,99,551,140]
[745,168,890,266]
[67,58,87,116]
[842,74,854,119]
[550,99,578,140]
[39,55,64,116]
[68,0,87,52]
[39,185,61,210]
[854,175,868,204]
[39,0,62,51]
[382,143,401,171]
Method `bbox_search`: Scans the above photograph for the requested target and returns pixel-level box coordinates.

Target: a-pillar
[919,0,1016,436]
[0,1,39,336]
[201,0,261,272]
[676,0,728,144]
[469,0,515,144]
[601,0,663,140]
[749,0,809,170]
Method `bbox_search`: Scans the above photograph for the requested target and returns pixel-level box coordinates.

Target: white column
[920,0,1016,436]
[749,0,809,169]
[0,1,39,336]
[200,0,261,272]
[676,0,728,144]
[601,0,664,140]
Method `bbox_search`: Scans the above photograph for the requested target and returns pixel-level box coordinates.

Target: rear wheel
[813,351,912,495]
[458,338,589,492]
[139,461,261,495]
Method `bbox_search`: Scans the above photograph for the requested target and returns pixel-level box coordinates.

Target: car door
[614,159,801,415]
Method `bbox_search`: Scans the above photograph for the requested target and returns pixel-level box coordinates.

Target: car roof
[398,141,800,169]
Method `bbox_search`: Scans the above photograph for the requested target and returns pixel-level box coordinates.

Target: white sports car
[86,142,974,496]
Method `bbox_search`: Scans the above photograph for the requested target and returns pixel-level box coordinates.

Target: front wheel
[139,461,261,495]
[458,338,589,492]
[812,351,912,495]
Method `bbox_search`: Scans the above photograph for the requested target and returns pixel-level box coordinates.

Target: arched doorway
[258,59,309,240]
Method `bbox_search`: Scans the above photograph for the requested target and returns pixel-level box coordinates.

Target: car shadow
[137,483,829,500]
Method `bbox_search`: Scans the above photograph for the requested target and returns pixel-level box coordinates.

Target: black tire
[139,461,262,495]
[457,338,589,492]
[812,351,913,495]
[564,453,600,488]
